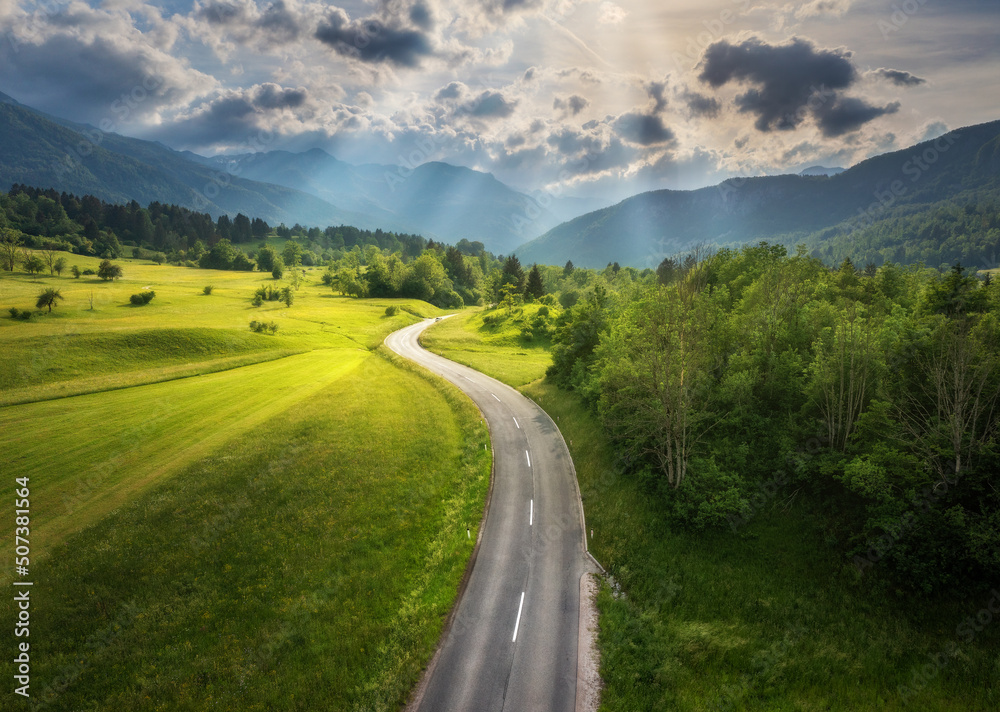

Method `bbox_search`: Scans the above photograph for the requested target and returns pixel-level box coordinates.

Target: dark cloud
[158,83,310,148]
[870,67,926,86]
[700,37,855,131]
[553,94,589,116]
[645,79,669,113]
[699,36,899,135]
[613,112,675,146]
[815,97,900,137]
[196,1,247,25]
[435,82,466,101]
[409,2,433,30]
[315,9,432,67]
[682,90,720,118]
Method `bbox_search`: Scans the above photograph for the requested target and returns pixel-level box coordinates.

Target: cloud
[869,67,926,86]
[793,0,855,20]
[699,36,899,135]
[814,97,900,137]
[553,94,589,116]
[613,112,675,146]
[315,8,433,67]
[155,83,315,149]
[598,2,627,25]
[645,79,669,113]
[681,90,720,118]
[0,9,216,128]
[462,90,518,119]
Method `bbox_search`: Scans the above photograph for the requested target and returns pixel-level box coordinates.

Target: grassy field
[1,254,491,710]
[425,310,1000,712]
[419,303,553,387]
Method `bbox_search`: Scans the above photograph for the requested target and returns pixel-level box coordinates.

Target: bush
[203,285,214,295]
[9,307,31,320]
[252,285,284,305]
[71,265,81,278]
[184,260,198,268]
[249,320,279,334]
[385,305,399,316]
[130,290,155,306]
[537,305,550,317]
[82,268,96,276]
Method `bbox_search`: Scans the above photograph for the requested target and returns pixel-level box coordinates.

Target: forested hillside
[549,245,999,593]
[517,120,1000,269]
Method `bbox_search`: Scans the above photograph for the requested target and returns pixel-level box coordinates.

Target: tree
[500,255,526,295]
[280,286,294,307]
[526,264,546,300]
[42,248,61,275]
[596,285,723,489]
[97,260,123,281]
[36,288,64,313]
[0,228,22,271]
[53,257,67,276]
[24,254,46,276]
[71,264,81,278]
[564,260,575,277]
[657,257,678,285]
[271,257,284,280]
[499,283,522,316]
[809,303,880,451]
[256,245,278,273]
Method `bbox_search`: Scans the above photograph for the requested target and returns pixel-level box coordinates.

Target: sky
[1,0,998,201]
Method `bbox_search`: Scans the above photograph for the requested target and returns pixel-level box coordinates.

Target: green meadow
[425,309,1000,712]
[418,303,552,387]
[1,254,490,710]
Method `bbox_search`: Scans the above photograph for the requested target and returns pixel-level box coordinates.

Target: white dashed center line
[512,592,525,642]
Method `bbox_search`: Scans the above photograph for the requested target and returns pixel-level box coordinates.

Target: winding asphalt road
[386,317,594,712]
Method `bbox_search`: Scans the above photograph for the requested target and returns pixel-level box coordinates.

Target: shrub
[537,305,550,317]
[249,320,279,334]
[8,307,19,319]
[251,294,263,307]
[385,305,399,316]
[82,268,96,276]
[130,290,155,306]
[184,260,199,268]
[71,265,81,278]
[203,285,214,295]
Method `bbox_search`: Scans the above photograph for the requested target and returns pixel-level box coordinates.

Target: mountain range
[516,120,1000,268]
[0,91,569,254]
[2,88,998,269]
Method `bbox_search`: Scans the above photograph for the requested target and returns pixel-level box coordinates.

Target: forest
[549,244,999,594]
[795,198,1000,271]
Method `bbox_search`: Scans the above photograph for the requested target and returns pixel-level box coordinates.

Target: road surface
[386,317,594,712]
